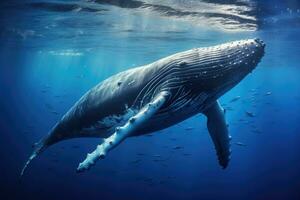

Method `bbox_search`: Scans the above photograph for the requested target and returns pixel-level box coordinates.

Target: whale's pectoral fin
[203,100,231,169]
[76,91,169,173]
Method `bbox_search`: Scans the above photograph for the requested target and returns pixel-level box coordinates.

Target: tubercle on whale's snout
[254,38,266,49]
[251,38,266,59]
[248,38,266,69]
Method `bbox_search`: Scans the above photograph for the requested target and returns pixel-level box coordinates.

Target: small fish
[145,134,153,137]
[152,154,161,158]
[224,106,234,111]
[45,103,53,109]
[167,176,176,179]
[235,142,247,147]
[130,159,141,164]
[143,178,153,182]
[251,129,262,134]
[51,111,59,115]
[51,152,58,156]
[185,127,194,131]
[230,96,241,103]
[265,91,272,96]
[26,125,34,128]
[173,146,183,150]
[245,111,255,117]
[105,169,117,175]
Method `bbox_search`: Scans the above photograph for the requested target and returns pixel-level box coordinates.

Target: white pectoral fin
[203,101,231,169]
[76,91,169,173]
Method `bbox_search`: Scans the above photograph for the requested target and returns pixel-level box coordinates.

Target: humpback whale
[21,38,265,176]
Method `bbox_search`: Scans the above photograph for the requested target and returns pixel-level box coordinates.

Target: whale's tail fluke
[20,122,68,178]
[20,123,64,178]
[20,136,50,178]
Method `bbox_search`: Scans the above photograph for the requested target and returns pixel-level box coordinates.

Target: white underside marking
[81,108,138,133]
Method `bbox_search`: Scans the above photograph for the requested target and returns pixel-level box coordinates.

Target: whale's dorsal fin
[203,101,231,169]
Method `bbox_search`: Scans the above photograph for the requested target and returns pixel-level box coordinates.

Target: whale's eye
[178,61,187,66]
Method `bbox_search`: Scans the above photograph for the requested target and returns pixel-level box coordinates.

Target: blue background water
[1,0,300,199]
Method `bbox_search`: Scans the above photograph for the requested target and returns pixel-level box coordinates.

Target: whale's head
[186,38,265,101]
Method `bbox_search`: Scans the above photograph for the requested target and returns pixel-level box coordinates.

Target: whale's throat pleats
[133,43,249,116]
[133,66,208,117]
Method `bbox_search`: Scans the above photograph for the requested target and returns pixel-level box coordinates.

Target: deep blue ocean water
[1,0,300,199]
